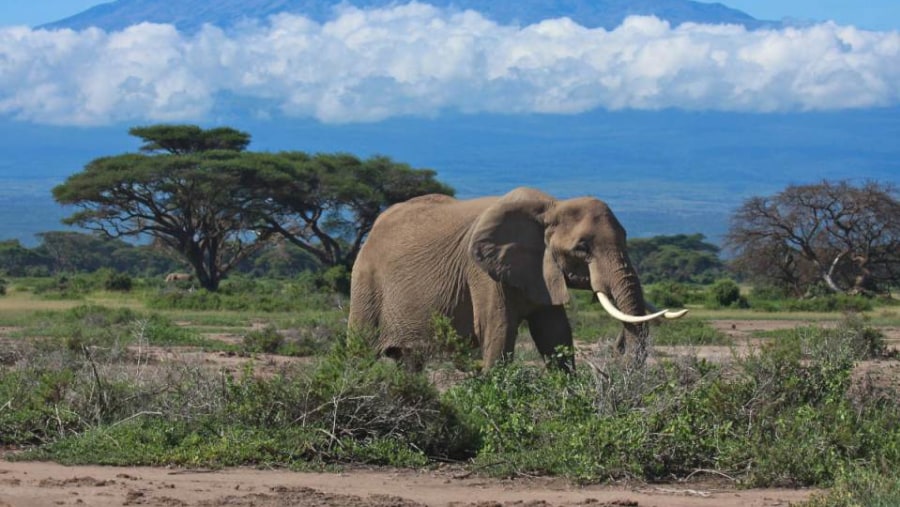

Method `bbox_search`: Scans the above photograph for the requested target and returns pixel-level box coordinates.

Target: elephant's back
[369,194,497,243]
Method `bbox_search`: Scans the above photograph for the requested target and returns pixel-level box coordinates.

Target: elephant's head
[469,188,686,361]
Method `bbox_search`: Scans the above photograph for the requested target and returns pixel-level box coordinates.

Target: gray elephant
[349,187,686,370]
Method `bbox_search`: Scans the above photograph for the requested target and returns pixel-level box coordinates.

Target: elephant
[165,272,194,283]
[348,187,686,370]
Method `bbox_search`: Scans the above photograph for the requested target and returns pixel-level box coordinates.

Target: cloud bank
[1,2,899,125]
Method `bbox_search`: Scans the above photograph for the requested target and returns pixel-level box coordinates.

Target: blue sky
[1,1,899,30]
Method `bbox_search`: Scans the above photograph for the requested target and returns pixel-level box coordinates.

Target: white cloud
[0,2,898,125]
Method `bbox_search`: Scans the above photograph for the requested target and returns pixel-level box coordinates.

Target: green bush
[103,271,133,292]
[706,279,746,308]
[646,281,689,308]
[801,468,900,507]
[13,331,476,467]
[6,312,900,487]
[242,326,284,354]
[747,290,875,313]
[443,314,900,485]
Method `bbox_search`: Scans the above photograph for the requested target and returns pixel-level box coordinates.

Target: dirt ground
[3,319,900,507]
[0,460,818,507]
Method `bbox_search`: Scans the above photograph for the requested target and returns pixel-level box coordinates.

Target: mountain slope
[40,0,772,33]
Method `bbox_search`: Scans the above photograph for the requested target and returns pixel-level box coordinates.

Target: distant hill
[40,0,775,33]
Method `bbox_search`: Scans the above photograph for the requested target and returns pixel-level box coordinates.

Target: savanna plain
[1,274,899,507]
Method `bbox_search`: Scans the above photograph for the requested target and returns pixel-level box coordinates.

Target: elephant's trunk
[591,253,652,361]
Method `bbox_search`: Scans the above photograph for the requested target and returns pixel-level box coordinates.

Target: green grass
[652,317,731,346]
[4,276,900,494]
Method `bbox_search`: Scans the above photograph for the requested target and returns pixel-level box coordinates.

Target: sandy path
[0,460,818,507]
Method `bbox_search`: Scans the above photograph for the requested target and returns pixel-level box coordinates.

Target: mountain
[40,0,774,33]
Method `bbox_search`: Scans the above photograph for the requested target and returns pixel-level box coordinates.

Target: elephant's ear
[469,198,569,306]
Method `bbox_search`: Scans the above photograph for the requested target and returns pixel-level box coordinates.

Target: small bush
[801,468,900,507]
[646,281,689,308]
[242,326,285,354]
[706,279,747,308]
[103,272,133,292]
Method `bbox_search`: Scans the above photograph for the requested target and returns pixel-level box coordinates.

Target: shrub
[801,468,900,507]
[242,326,284,354]
[13,331,477,467]
[706,279,746,308]
[747,289,875,313]
[103,272,133,292]
[444,314,900,485]
[646,281,688,308]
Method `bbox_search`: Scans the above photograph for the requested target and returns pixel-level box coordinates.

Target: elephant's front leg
[526,305,575,371]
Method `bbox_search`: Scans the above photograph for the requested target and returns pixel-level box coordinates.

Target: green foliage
[102,271,133,292]
[146,276,343,312]
[241,323,335,357]
[0,277,6,296]
[53,124,454,289]
[4,291,900,489]
[652,318,731,346]
[17,332,476,468]
[242,325,284,354]
[801,468,900,507]
[13,304,211,352]
[628,234,726,284]
[249,151,454,268]
[320,265,351,294]
[427,314,480,372]
[645,281,706,307]
[0,239,51,276]
[130,124,250,154]
[753,314,886,360]
[444,314,900,485]
[749,292,875,312]
[706,278,748,308]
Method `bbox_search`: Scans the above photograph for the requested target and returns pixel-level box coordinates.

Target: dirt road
[0,460,817,507]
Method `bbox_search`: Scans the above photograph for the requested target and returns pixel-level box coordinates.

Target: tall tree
[628,234,725,284]
[53,124,454,288]
[727,180,900,295]
[53,125,272,290]
[247,152,454,268]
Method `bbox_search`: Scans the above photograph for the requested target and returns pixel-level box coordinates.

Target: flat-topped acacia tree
[53,124,454,290]
[53,125,272,291]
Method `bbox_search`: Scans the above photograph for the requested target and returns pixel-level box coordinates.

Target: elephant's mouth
[564,271,591,288]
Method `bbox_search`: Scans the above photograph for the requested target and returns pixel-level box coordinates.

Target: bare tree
[727,180,900,296]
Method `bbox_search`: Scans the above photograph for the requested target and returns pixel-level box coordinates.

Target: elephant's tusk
[596,292,668,323]
[663,309,689,319]
[645,301,689,319]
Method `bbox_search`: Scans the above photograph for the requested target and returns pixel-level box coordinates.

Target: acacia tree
[727,180,900,296]
[53,124,454,289]
[53,125,272,291]
[246,152,454,268]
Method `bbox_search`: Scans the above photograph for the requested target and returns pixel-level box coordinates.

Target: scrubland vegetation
[1,273,899,506]
[2,125,898,503]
